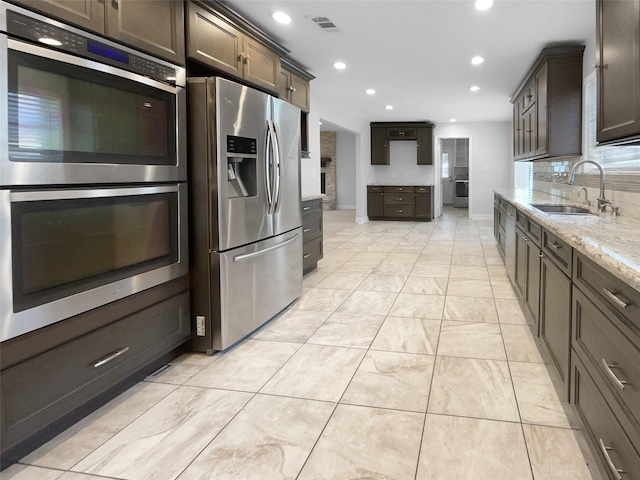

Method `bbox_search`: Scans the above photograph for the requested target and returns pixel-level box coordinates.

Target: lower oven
[1,183,188,341]
[454,179,469,207]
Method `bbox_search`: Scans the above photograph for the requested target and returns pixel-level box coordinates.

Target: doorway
[439,137,469,209]
[440,139,455,205]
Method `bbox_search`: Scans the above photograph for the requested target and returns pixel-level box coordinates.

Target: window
[441,152,449,178]
[584,71,640,172]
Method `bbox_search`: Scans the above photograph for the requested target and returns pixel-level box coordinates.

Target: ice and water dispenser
[226,135,257,198]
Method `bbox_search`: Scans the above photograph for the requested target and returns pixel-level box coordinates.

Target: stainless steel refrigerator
[187,77,303,353]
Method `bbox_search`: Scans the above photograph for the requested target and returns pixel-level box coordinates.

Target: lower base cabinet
[302,198,323,274]
[0,279,190,469]
[367,185,433,221]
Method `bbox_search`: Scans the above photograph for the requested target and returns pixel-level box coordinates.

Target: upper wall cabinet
[15,0,185,65]
[511,46,584,161]
[187,1,281,94]
[370,122,434,165]
[596,0,640,145]
[278,58,313,112]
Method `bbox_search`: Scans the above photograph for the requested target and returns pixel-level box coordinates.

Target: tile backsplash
[528,158,640,219]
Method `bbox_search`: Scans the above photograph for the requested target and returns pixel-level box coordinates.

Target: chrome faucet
[567,159,613,212]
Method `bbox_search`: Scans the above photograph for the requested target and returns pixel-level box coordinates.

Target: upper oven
[0,183,188,341]
[0,2,186,186]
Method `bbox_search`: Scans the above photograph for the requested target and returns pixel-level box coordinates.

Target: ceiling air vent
[307,16,340,32]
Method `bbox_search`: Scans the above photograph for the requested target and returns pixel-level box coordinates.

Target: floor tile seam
[337,400,429,416]
[11,462,69,475]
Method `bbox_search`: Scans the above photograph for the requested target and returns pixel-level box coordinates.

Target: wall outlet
[196,316,206,336]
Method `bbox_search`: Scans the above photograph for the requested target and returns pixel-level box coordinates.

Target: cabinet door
[417,126,433,165]
[597,0,640,143]
[371,127,389,165]
[414,192,431,220]
[290,72,310,112]
[278,69,291,101]
[106,0,185,65]
[513,99,522,158]
[367,191,384,218]
[242,37,280,94]
[186,3,242,77]
[535,63,548,156]
[522,107,536,157]
[540,255,572,386]
[515,228,527,299]
[525,242,541,333]
[16,0,105,33]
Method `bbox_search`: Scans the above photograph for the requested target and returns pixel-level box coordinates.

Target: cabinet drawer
[516,209,528,231]
[384,205,414,218]
[303,236,323,272]
[367,186,384,193]
[541,228,572,276]
[526,218,542,247]
[572,352,640,480]
[387,128,417,140]
[573,286,640,431]
[1,292,190,449]
[416,186,431,193]
[302,215,322,241]
[383,186,414,194]
[383,193,413,205]
[573,252,640,333]
[302,198,322,215]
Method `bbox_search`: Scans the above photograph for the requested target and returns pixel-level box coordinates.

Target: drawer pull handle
[94,347,130,368]
[303,228,311,233]
[598,438,624,480]
[395,197,403,200]
[523,237,529,242]
[550,241,562,250]
[601,358,627,390]
[396,210,403,213]
[303,206,311,211]
[303,253,311,259]
[602,288,629,309]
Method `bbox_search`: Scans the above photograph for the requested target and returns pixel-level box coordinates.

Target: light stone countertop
[495,188,640,292]
[301,194,324,202]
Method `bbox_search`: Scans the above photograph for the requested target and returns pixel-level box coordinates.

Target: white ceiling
[222,0,595,124]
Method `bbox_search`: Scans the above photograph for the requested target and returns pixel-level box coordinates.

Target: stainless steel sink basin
[531,204,591,215]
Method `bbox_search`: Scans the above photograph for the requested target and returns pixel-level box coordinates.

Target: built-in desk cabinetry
[367,185,433,221]
[370,122,434,165]
[14,0,186,64]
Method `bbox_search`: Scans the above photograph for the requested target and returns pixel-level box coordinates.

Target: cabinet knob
[289,86,295,91]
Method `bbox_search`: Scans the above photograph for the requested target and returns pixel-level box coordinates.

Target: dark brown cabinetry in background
[187,1,281,93]
[370,122,434,165]
[511,46,584,161]
[301,198,323,274]
[515,219,542,333]
[367,185,433,221]
[596,0,640,145]
[16,0,186,64]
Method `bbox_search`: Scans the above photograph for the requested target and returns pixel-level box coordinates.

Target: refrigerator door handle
[271,121,282,213]
[233,232,300,262]
[264,120,274,213]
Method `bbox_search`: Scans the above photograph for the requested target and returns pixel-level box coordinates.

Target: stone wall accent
[320,131,337,210]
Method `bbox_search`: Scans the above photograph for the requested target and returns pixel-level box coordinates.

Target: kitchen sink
[531,204,591,215]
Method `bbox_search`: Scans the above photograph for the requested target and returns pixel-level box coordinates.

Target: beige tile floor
[5,207,603,480]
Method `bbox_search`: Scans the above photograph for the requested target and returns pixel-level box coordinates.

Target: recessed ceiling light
[475,0,493,10]
[366,89,376,95]
[333,61,346,70]
[469,85,480,92]
[450,118,457,122]
[271,11,291,24]
[471,56,484,65]
[385,105,394,110]
[39,37,62,46]
[319,122,323,125]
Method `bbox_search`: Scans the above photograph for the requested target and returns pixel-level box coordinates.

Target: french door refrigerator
[188,77,303,353]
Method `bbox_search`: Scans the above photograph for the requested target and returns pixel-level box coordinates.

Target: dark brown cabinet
[16,0,185,64]
[367,185,432,221]
[187,2,280,93]
[370,122,434,165]
[511,46,584,161]
[514,209,543,332]
[301,198,323,274]
[367,186,385,218]
[278,59,312,112]
[596,0,640,145]
[371,127,389,165]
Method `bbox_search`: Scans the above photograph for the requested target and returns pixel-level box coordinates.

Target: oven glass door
[1,184,188,341]
[7,45,176,165]
[455,181,469,198]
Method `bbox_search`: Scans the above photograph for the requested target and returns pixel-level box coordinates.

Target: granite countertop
[301,194,324,201]
[495,188,640,292]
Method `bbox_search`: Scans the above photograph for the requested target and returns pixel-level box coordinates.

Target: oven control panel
[5,9,178,85]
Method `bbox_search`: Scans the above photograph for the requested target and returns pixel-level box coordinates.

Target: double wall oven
[0,2,187,342]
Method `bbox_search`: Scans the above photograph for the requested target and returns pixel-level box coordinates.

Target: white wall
[336,131,356,209]
[370,141,435,186]
[436,122,512,219]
